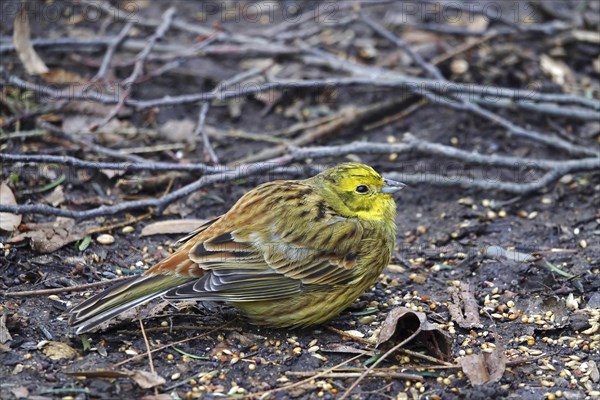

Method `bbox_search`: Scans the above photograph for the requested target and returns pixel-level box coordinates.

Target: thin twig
[0,152,220,173]
[361,12,445,80]
[4,277,129,297]
[139,319,156,375]
[93,22,134,81]
[0,155,293,219]
[350,17,599,157]
[285,371,424,380]
[5,67,598,112]
[111,320,235,368]
[193,65,272,165]
[248,354,364,399]
[195,102,219,164]
[339,329,422,400]
[92,7,176,131]
[36,120,147,163]
[3,138,599,218]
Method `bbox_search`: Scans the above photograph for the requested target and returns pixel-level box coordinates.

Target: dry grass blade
[13,6,48,75]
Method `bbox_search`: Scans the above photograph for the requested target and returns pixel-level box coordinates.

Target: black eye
[355,185,369,193]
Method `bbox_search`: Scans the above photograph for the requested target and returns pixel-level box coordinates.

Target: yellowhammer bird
[68,163,405,333]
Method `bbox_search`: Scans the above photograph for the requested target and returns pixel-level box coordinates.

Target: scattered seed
[358,315,376,325]
[96,234,115,245]
[122,226,135,234]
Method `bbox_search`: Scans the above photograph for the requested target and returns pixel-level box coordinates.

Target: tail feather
[68,274,192,334]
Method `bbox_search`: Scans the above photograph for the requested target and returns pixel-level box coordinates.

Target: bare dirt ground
[1,1,599,399]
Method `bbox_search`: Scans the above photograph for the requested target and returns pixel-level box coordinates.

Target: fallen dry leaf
[458,334,506,385]
[321,344,376,356]
[158,119,196,145]
[141,219,208,237]
[13,6,48,75]
[10,386,29,399]
[140,395,173,400]
[43,185,65,207]
[447,282,483,329]
[0,315,12,344]
[66,369,166,389]
[522,295,571,330]
[41,68,86,84]
[540,54,575,88]
[129,369,167,389]
[377,307,452,360]
[0,182,22,232]
[8,217,88,253]
[38,340,79,361]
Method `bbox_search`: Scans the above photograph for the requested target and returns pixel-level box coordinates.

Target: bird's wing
[158,187,365,302]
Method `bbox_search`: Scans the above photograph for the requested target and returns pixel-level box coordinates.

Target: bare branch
[92,7,176,131]
[0,153,219,174]
[0,156,293,220]
[93,22,134,81]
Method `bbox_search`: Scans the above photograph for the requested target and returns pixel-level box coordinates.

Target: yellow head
[311,163,405,221]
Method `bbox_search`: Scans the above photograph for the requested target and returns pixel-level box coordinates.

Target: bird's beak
[381,178,407,194]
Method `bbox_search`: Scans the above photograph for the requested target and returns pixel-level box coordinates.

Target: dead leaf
[66,369,166,389]
[130,370,167,389]
[447,282,483,329]
[41,68,86,84]
[0,182,22,231]
[321,344,376,356]
[158,119,196,145]
[141,219,208,237]
[10,386,29,399]
[540,54,575,88]
[0,182,22,232]
[0,315,12,344]
[43,185,65,207]
[377,307,452,361]
[38,340,78,361]
[522,295,570,330]
[140,395,173,400]
[8,217,88,253]
[458,334,506,385]
[13,6,49,75]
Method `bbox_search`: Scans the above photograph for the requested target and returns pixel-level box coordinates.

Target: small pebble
[579,240,587,249]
